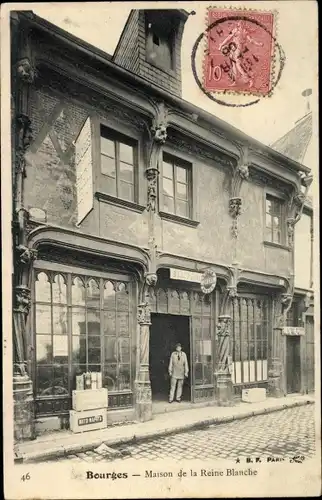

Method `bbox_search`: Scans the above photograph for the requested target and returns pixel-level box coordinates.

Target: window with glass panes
[265,195,285,244]
[34,270,133,403]
[162,155,191,218]
[100,126,137,202]
[230,296,270,384]
[192,293,213,386]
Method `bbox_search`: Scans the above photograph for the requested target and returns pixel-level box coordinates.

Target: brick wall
[25,88,88,226]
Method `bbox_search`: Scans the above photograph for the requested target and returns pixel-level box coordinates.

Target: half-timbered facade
[11,8,314,440]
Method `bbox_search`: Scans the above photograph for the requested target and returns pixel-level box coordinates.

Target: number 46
[21,472,30,481]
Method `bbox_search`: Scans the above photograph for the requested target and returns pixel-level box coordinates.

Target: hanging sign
[282,326,305,336]
[74,117,93,226]
[200,268,217,294]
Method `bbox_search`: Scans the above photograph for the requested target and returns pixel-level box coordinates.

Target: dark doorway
[149,313,191,402]
[286,336,301,393]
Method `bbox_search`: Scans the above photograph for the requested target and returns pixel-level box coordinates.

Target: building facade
[11,9,314,441]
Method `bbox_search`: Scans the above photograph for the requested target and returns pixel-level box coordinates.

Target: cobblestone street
[62,404,315,464]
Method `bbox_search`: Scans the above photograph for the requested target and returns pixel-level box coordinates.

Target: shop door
[286,336,301,393]
[149,314,191,402]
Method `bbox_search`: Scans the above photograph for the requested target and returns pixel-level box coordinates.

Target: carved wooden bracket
[145,101,168,214]
[15,57,37,84]
[274,274,295,328]
[220,262,243,316]
[229,145,250,238]
[286,174,313,247]
[15,114,33,178]
[14,285,31,315]
[137,301,152,326]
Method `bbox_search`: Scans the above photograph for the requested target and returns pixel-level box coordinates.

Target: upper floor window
[162,155,191,218]
[265,195,285,244]
[100,126,137,203]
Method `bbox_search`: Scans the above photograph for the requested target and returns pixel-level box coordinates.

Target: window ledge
[159,210,200,228]
[95,192,146,213]
[263,240,290,251]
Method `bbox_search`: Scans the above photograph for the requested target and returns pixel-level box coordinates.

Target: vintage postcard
[1,1,320,498]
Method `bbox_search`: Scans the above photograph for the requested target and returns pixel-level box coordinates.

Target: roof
[270,112,312,164]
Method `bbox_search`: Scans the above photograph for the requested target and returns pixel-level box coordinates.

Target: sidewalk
[14,394,315,463]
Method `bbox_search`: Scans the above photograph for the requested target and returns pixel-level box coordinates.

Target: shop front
[27,235,148,431]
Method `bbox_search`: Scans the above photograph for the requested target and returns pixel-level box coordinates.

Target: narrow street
[59,404,315,464]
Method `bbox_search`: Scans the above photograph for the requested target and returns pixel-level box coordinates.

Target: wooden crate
[72,388,108,412]
[69,408,107,433]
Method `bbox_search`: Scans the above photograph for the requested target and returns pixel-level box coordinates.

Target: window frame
[159,150,199,227]
[92,117,145,213]
[230,294,271,385]
[264,192,287,247]
[32,262,135,410]
[99,125,138,203]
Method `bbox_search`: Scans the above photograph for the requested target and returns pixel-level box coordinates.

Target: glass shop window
[231,296,270,384]
[34,270,133,401]
[193,293,213,386]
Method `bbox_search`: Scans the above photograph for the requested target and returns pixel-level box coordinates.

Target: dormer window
[145,12,175,72]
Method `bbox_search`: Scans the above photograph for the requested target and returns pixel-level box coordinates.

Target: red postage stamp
[204,8,276,95]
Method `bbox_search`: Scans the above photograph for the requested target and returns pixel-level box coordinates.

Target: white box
[70,408,107,433]
[242,388,266,403]
[72,388,108,411]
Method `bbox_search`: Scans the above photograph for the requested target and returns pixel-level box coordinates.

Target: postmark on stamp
[201,8,280,100]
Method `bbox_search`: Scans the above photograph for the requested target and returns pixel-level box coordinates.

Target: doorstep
[14,394,315,463]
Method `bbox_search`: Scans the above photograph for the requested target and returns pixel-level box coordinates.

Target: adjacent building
[11,8,315,441]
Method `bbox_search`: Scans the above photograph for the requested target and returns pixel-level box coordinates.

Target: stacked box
[70,388,108,433]
[72,388,108,411]
[70,408,107,433]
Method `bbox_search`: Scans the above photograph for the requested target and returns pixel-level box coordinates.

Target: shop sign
[78,414,103,426]
[282,326,305,336]
[200,268,217,294]
[170,268,203,283]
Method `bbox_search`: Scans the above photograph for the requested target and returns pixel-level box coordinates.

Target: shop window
[34,269,133,408]
[100,126,137,203]
[193,294,213,386]
[265,195,286,244]
[161,154,192,219]
[231,296,270,384]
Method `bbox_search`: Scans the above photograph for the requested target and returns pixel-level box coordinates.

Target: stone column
[215,314,233,405]
[135,301,153,422]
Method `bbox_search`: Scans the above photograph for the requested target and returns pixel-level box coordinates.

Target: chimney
[113,9,189,97]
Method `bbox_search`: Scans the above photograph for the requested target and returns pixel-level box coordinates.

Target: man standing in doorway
[168,343,189,403]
